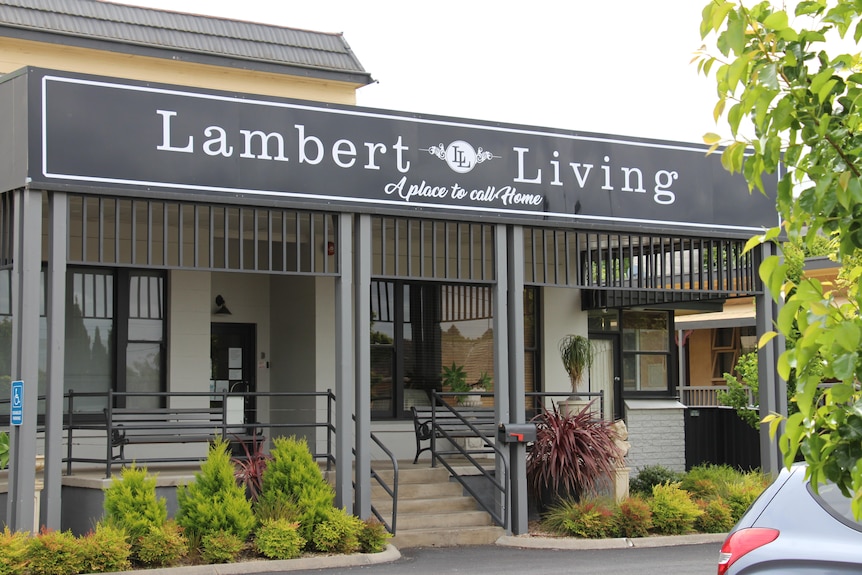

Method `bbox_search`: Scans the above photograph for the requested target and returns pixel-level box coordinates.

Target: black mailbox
[498,422,537,444]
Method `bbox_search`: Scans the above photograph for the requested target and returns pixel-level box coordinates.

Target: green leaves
[701,0,862,518]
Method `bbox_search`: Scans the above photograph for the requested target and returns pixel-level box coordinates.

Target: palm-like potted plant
[558,334,593,394]
[441,362,471,405]
[526,402,623,509]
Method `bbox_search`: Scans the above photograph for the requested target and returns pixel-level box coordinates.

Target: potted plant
[441,362,471,405]
[558,334,593,394]
[526,402,623,510]
[464,371,492,406]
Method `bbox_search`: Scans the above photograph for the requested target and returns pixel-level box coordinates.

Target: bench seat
[411,405,496,464]
[105,406,261,476]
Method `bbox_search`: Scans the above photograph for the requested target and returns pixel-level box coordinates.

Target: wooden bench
[105,406,261,476]
[410,405,497,464]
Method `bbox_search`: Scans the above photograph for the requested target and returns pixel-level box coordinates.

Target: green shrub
[0,432,9,470]
[649,483,703,535]
[725,479,766,522]
[80,522,132,573]
[629,465,683,496]
[200,530,245,564]
[311,507,363,553]
[102,464,167,542]
[612,495,653,538]
[695,498,735,533]
[254,496,302,523]
[0,527,29,575]
[681,464,744,500]
[681,477,719,500]
[254,519,305,560]
[134,520,188,567]
[258,436,335,542]
[26,528,84,575]
[176,438,256,543]
[542,497,615,538]
[358,519,392,553]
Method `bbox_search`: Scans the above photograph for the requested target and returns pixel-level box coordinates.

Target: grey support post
[7,188,42,532]
[43,191,67,529]
[334,212,355,511]
[353,214,372,519]
[756,241,787,477]
[506,225,528,535]
[492,224,510,531]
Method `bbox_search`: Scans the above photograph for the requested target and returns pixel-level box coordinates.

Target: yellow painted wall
[688,329,713,387]
[0,36,360,103]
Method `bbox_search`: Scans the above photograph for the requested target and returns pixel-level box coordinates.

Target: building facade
[0,0,784,536]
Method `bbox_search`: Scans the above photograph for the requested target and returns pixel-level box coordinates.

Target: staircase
[373,463,505,549]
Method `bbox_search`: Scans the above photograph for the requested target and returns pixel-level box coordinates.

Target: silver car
[718,463,862,574]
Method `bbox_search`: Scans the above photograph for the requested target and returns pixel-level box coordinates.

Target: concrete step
[372,480,462,500]
[374,494,482,514]
[394,510,494,531]
[373,467,451,485]
[389,525,505,549]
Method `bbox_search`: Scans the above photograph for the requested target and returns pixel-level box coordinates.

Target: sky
[114,1,719,145]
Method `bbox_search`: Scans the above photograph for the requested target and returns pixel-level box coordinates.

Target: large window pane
[621,310,671,394]
[65,270,114,412]
[371,281,496,418]
[439,285,494,404]
[126,342,161,409]
[370,281,395,414]
[624,354,667,392]
[622,311,668,352]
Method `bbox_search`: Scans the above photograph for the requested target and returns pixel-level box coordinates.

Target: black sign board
[29,70,778,236]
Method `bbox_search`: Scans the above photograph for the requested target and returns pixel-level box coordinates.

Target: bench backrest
[411,406,497,434]
[105,407,232,435]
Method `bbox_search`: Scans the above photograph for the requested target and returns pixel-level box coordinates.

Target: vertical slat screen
[62,195,338,275]
[523,227,759,298]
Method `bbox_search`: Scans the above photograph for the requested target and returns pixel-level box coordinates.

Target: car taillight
[717,528,779,574]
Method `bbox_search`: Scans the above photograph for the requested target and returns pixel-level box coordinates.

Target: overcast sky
[117,1,718,145]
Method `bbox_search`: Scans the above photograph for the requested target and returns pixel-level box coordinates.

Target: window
[0,268,166,415]
[710,326,756,385]
[123,272,165,409]
[621,310,673,395]
[65,270,115,411]
[371,280,496,418]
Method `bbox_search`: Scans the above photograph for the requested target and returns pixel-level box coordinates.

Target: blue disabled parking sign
[11,380,23,426]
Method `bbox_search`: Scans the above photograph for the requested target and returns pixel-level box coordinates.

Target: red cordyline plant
[232,433,270,502]
[526,402,624,498]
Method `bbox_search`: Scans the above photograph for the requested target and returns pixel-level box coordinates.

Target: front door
[211,322,256,424]
[590,335,622,421]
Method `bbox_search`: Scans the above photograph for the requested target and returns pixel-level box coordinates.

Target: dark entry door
[211,322,256,424]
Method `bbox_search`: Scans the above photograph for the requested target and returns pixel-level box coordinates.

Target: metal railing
[525,390,605,422]
[428,390,509,530]
[368,432,399,534]
[64,389,336,476]
[352,423,399,535]
[677,385,754,408]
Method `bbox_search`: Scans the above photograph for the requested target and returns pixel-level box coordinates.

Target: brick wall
[624,399,686,477]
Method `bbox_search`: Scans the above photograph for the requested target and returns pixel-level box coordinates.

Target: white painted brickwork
[624,400,686,477]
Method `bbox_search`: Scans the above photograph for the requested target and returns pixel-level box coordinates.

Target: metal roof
[0,0,372,84]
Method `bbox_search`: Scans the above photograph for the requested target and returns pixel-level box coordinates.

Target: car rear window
[809,481,862,529]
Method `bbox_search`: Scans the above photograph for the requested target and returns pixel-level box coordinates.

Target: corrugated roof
[0,0,371,83]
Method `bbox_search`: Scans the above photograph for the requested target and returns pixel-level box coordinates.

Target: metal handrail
[429,390,509,530]
[354,427,399,535]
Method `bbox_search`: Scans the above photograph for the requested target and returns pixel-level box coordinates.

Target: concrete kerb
[89,544,401,575]
[83,533,725,575]
[496,532,727,550]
